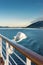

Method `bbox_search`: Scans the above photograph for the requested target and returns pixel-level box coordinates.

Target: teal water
[0,28,43,65]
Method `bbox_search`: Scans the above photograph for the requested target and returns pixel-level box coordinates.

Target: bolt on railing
[0,34,43,65]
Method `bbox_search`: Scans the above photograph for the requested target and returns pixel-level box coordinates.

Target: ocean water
[0,28,43,65]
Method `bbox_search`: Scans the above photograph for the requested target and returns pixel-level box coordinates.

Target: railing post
[6,42,13,65]
[0,37,2,57]
[6,42,9,65]
[26,58,31,65]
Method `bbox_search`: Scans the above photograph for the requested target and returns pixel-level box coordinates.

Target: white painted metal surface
[6,42,9,65]
[26,58,31,65]
[0,37,2,56]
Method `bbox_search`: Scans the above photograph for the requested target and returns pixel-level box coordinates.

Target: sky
[0,0,43,27]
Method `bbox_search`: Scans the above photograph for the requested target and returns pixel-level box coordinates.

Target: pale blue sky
[0,0,43,27]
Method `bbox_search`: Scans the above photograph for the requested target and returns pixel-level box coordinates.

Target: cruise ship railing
[0,34,43,65]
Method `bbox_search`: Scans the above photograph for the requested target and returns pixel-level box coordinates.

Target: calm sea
[0,28,43,65]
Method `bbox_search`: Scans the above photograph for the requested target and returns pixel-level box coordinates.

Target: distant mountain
[26,21,43,28]
[0,26,11,28]
[0,26,22,28]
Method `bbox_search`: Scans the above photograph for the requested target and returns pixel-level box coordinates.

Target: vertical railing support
[6,42,13,65]
[6,42,9,65]
[26,58,31,65]
[0,37,2,56]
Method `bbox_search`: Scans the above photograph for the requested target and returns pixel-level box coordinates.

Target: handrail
[0,34,43,65]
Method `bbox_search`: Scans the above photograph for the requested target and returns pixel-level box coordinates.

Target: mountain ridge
[26,21,43,28]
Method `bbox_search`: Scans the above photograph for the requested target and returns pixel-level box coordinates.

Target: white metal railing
[0,35,30,65]
[2,41,26,65]
[0,34,43,65]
